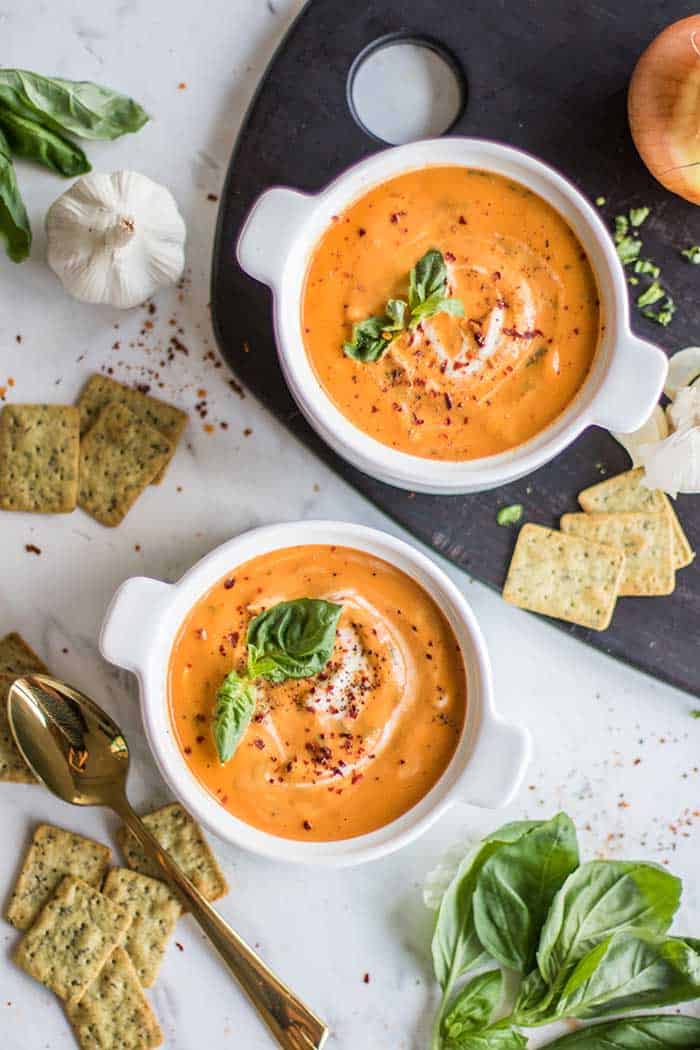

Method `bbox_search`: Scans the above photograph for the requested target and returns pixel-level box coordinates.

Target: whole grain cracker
[561,511,675,597]
[6,824,111,930]
[102,868,181,987]
[117,803,227,903]
[14,876,131,1001]
[578,468,694,570]
[502,523,625,631]
[0,634,47,782]
[78,402,172,527]
[67,946,163,1050]
[0,673,36,782]
[77,374,187,483]
[0,631,48,676]
[0,404,80,513]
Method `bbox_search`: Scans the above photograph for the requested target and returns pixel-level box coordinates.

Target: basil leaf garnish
[0,107,90,177]
[343,249,464,363]
[247,597,343,682]
[543,1015,700,1050]
[0,128,30,262]
[441,971,502,1045]
[0,70,149,140]
[212,669,256,765]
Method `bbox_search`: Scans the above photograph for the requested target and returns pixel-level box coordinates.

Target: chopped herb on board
[681,246,700,264]
[634,258,660,278]
[611,208,675,327]
[595,195,606,206]
[629,206,650,227]
[690,709,700,719]
[496,504,523,526]
[636,280,665,308]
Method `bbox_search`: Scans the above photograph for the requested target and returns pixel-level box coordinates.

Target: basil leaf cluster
[0,69,148,263]
[212,597,343,764]
[429,813,698,1050]
[343,249,464,362]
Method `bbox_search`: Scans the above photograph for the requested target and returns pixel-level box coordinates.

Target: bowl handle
[455,717,531,809]
[591,333,668,433]
[236,187,313,287]
[100,577,173,674]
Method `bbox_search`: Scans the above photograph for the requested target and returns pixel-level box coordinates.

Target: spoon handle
[115,801,329,1050]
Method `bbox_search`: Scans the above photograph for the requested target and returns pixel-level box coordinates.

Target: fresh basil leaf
[511,969,554,1025]
[411,291,465,325]
[543,1015,700,1049]
[343,315,391,362]
[0,128,30,262]
[0,69,148,140]
[442,971,502,1045]
[385,298,409,330]
[432,821,543,989]
[0,107,89,176]
[536,860,681,989]
[409,248,448,308]
[473,813,579,973]
[445,1028,527,1050]
[557,933,700,1019]
[247,598,343,683]
[212,670,256,764]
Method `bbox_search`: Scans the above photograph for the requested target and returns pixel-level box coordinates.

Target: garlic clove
[46,170,186,309]
[667,384,700,431]
[663,346,700,400]
[639,424,700,497]
[611,403,668,466]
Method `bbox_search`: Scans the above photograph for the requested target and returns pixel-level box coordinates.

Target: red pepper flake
[243,427,252,437]
[177,82,187,90]
[24,543,41,555]
[253,738,265,750]
[184,746,192,755]
[196,735,204,744]
[444,393,453,410]
[363,973,370,984]
[194,627,207,640]
[224,577,235,589]
[303,820,312,831]
[134,544,141,552]
[358,227,366,237]
[351,772,363,785]
[15,334,22,343]
[175,942,184,951]
[444,251,456,262]
[207,193,219,202]
[458,215,466,225]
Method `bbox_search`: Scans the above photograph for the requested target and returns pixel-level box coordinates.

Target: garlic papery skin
[46,171,186,309]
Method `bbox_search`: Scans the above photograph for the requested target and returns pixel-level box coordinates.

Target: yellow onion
[628,15,700,204]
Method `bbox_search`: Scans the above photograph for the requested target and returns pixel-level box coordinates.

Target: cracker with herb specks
[78,402,172,527]
[0,633,47,782]
[0,631,48,676]
[6,824,111,930]
[0,673,36,782]
[77,374,187,484]
[14,876,131,1001]
[102,868,181,987]
[66,946,163,1050]
[503,524,625,631]
[0,404,80,512]
[117,803,227,903]
[561,511,675,597]
[578,468,694,570]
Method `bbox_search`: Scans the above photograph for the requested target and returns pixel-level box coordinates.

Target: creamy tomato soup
[302,166,601,459]
[168,545,466,842]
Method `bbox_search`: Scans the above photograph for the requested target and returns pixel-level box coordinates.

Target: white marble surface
[1,2,699,1048]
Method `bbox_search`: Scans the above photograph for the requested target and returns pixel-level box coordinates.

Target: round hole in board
[348,35,466,146]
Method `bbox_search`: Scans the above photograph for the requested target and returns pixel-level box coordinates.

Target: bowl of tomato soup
[237,138,667,493]
[100,521,530,866]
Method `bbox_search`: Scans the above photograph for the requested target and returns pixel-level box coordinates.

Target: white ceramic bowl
[100,521,530,867]
[237,137,668,494]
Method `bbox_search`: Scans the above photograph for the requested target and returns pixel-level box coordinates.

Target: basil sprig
[211,597,342,764]
[428,813,697,1050]
[344,249,464,362]
[0,69,148,262]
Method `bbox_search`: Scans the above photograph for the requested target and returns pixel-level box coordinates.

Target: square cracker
[578,468,694,571]
[0,404,80,513]
[0,631,48,676]
[102,868,181,987]
[0,637,47,782]
[503,523,625,631]
[67,946,163,1049]
[561,512,675,597]
[77,374,187,484]
[117,803,228,903]
[6,824,111,930]
[14,876,131,1001]
[78,402,172,527]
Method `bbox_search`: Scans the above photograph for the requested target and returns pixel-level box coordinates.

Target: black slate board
[211,0,700,697]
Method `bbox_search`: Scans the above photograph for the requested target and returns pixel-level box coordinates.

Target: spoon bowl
[7,673,328,1050]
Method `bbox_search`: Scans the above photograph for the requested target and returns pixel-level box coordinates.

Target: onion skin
[629,15,700,204]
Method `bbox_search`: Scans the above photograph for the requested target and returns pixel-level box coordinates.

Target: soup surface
[302,166,601,459]
[169,545,467,841]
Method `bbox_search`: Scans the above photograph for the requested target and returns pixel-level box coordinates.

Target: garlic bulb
[46,171,186,308]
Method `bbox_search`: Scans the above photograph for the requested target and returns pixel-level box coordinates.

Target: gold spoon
[8,673,329,1050]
